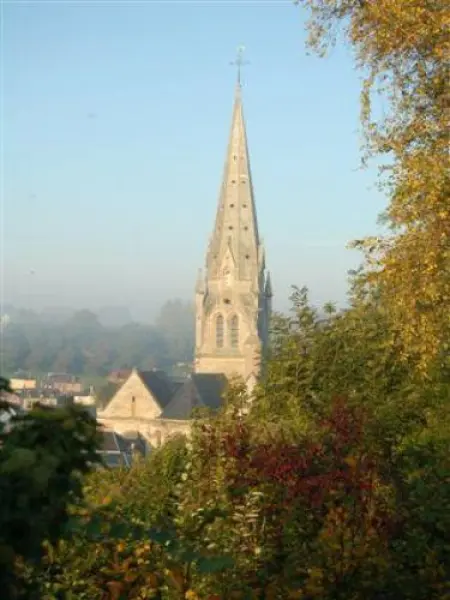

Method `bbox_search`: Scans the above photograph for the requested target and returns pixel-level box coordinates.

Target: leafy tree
[1,301,195,379]
[0,379,101,598]
[296,0,449,372]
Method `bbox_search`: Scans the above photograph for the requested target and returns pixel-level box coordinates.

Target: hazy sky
[2,0,387,322]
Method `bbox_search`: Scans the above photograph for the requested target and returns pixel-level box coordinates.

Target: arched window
[216,314,224,348]
[229,314,239,349]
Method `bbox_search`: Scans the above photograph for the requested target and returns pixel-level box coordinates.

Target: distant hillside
[97,306,134,328]
[0,300,194,379]
[40,307,76,324]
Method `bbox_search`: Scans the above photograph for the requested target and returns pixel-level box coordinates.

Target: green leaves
[0,396,101,597]
[0,447,37,474]
[196,555,235,574]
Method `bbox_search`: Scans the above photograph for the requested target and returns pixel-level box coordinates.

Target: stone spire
[206,82,261,283]
[194,71,271,386]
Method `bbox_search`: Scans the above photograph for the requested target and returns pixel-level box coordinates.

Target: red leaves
[219,398,377,513]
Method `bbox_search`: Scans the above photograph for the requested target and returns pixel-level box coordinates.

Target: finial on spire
[230,45,249,86]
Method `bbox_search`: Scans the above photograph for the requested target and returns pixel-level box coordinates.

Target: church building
[98,71,271,448]
[194,78,272,388]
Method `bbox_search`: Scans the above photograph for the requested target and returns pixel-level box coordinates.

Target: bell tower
[194,52,272,386]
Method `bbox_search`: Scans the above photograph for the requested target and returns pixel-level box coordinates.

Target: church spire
[194,54,271,385]
[206,63,261,282]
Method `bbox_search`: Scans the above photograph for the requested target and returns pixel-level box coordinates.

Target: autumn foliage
[1,1,449,598]
[297,0,449,371]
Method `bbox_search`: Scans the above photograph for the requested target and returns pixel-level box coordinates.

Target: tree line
[1,300,195,378]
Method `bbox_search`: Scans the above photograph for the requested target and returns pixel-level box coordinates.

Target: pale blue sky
[2,0,386,322]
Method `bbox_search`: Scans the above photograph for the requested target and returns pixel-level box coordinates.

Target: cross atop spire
[230,45,249,86]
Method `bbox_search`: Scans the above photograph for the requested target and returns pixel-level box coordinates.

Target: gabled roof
[137,370,174,408]
[161,373,227,420]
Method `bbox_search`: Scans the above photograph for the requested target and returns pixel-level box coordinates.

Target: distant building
[44,373,83,394]
[10,378,37,392]
[98,368,227,447]
[98,425,147,468]
[99,71,272,448]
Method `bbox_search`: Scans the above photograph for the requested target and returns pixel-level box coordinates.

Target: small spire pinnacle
[230,45,249,86]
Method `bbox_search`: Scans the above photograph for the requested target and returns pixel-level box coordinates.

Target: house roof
[47,373,78,383]
[161,373,227,420]
[98,426,136,467]
[100,429,122,453]
[137,370,174,408]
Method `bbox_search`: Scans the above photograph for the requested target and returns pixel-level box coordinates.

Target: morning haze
[3,1,386,323]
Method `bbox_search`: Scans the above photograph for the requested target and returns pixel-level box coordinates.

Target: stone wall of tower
[194,81,270,385]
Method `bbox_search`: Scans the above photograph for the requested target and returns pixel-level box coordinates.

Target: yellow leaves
[185,591,199,600]
[298,0,449,374]
[133,542,151,558]
[344,455,357,469]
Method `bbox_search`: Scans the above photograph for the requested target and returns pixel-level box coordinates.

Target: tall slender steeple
[194,55,271,386]
[207,81,261,282]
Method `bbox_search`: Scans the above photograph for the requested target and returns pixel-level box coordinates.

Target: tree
[1,303,194,378]
[0,384,100,598]
[296,0,449,373]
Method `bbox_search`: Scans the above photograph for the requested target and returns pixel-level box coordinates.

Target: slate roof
[138,370,174,408]
[98,426,134,468]
[100,429,123,453]
[161,373,227,420]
